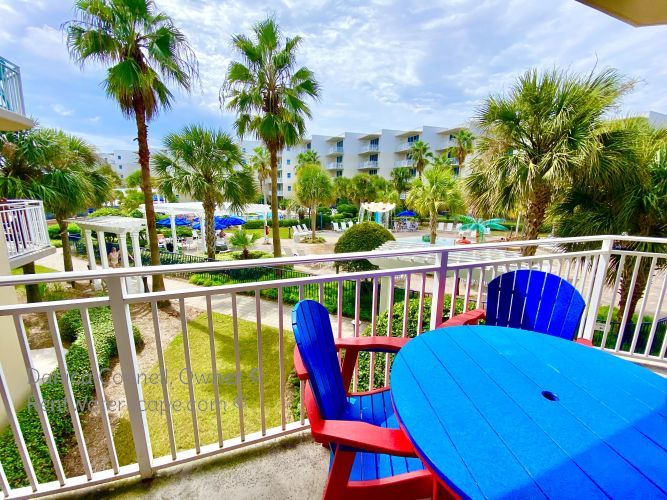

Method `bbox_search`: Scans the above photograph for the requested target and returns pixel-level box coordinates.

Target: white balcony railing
[326,162,343,170]
[1,199,51,263]
[327,146,344,155]
[359,143,379,154]
[0,235,665,497]
[0,57,26,115]
[395,142,415,152]
[359,160,379,169]
[395,159,414,167]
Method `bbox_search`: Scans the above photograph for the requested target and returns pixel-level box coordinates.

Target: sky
[2,0,666,152]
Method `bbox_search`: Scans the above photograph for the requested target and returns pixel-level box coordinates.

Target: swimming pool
[400,236,456,246]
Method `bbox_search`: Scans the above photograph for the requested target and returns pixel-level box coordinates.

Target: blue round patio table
[390,325,667,499]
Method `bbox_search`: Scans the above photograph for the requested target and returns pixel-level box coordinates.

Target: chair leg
[323,448,355,500]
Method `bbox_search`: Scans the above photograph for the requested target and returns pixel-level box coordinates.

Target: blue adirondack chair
[441,270,590,343]
[292,300,433,500]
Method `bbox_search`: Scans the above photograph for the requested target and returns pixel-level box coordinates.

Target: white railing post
[581,237,614,341]
[429,249,449,331]
[106,275,154,478]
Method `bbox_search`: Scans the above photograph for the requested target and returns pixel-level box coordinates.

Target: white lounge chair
[345,221,352,229]
[446,222,453,232]
[437,222,445,232]
[485,227,491,235]
[332,222,342,232]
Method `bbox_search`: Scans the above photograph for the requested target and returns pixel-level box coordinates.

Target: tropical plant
[334,222,395,272]
[294,163,334,240]
[554,117,667,323]
[445,128,475,167]
[249,146,271,205]
[350,173,378,204]
[222,17,320,258]
[296,149,320,170]
[124,170,143,189]
[227,228,260,259]
[458,215,507,242]
[407,165,464,244]
[0,128,111,290]
[66,0,199,292]
[465,68,632,256]
[332,176,352,201]
[408,140,432,177]
[391,167,413,198]
[153,125,256,259]
[432,154,454,170]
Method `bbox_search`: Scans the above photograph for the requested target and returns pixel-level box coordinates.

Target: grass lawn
[245,227,292,239]
[11,265,58,275]
[114,311,295,464]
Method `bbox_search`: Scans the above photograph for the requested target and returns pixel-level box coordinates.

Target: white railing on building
[359,144,379,153]
[395,159,414,167]
[395,142,415,152]
[0,57,26,115]
[0,235,665,497]
[1,200,51,263]
[326,162,343,170]
[359,160,378,169]
[327,146,344,154]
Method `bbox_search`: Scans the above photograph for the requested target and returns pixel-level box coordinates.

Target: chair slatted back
[485,270,585,340]
[292,300,348,420]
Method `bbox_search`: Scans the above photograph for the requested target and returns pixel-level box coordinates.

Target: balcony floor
[58,433,328,499]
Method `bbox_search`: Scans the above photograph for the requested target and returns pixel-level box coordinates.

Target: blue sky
[2,0,666,151]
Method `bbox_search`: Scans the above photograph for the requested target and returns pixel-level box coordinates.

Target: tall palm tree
[408,140,433,177]
[391,167,413,199]
[153,125,257,260]
[466,68,631,256]
[445,129,475,168]
[296,149,320,171]
[407,165,464,244]
[431,154,454,171]
[249,146,271,205]
[66,0,199,291]
[555,117,667,324]
[350,173,378,204]
[222,17,320,257]
[332,176,352,202]
[294,163,334,239]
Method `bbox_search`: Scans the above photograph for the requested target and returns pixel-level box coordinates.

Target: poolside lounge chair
[439,270,590,344]
[292,300,432,499]
[437,222,445,232]
[332,222,342,232]
[446,222,453,232]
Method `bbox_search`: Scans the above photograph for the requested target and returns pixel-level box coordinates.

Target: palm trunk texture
[521,185,551,257]
[270,148,281,257]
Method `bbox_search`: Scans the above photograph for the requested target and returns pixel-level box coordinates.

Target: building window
[336,140,343,148]
[286,146,291,151]
[369,153,378,162]
[336,155,343,164]
[288,185,292,191]
[336,171,343,177]
[410,168,417,177]
[369,169,378,176]
[407,134,419,144]
[370,138,379,147]
[306,142,311,150]
[286,159,291,165]
[453,167,460,176]
[449,134,455,141]
[117,155,121,160]
[287,172,291,179]
[242,147,246,153]
[119,165,122,170]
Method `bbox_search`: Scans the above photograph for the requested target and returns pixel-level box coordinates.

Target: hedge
[334,222,395,272]
[244,218,300,230]
[0,308,142,488]
[47,223,80,240]
[355,296,465,390]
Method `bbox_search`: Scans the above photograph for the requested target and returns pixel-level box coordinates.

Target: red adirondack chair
[439,270,593,345]
[292,299,435,499]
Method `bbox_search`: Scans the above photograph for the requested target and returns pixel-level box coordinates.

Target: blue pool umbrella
[192,216,245,230]
[219,216,246,227]
[396,210,416,217]
[156,217,190,227]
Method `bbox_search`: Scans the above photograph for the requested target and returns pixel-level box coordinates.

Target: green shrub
[0,307,142,487]
[88,207,125,218]
[47,223,81,240]
[355,296,465,390]
[336,203,358,216]
[334,222,395,272]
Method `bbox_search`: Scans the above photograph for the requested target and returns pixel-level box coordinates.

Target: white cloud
[52,104,73,116]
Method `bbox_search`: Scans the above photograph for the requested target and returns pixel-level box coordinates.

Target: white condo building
[99,149,141,181]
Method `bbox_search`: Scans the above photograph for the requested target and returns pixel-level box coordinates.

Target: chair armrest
[293,345,308,380]
[438,308,486,328]
[575,338,594,347]
[336,337,410,391]
[314,420,417,457]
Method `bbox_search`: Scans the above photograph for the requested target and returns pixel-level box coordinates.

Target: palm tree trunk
[521,185,551,256]
[22,261,42,303]
[203,195,216,260]
[311,206,316,240]
[616,260,649,324]
[58,218,73,274]
[429,209,437,244]
[269,148,281,257]
[133,96,164,292]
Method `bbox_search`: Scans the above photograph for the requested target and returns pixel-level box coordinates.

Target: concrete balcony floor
[57,433,328,499]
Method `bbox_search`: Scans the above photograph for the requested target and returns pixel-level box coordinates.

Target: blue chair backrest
[292,300,348,420]
[485,270,585,340]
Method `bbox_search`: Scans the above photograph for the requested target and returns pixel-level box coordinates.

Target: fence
[0,235,664,498]
[1,200,50,264]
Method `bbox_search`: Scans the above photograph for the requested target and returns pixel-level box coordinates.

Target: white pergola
[66,216,147,292]
[141,202,271,252]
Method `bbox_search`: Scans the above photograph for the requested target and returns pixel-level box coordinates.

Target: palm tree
[222,17,320,257]
[66,0,199,292]
[294,163,334,239]
[153,125,256,260]
[445,129,475,168]
[350,173,378,205]
[466,68,631,256]
[459,215,507,242]
[333,176,352,202]
[296,149,320,171]
[391,167,413,199]
[407,165,464,244]
[408,140,433,177]
[554,117,667,324]
[432,153,455,170]
[228,228,260,259]
[249,146,271,205]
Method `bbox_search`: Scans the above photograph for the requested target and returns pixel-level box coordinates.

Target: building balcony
[0,235,665,498]
[326,161,343,170]
[1,199,55,269]
[395,159,414,167]
[359,160,379,169]
[395,142,414,152]
[0,57,34,131]
[327,146,344,155]
[359,143,380,154]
